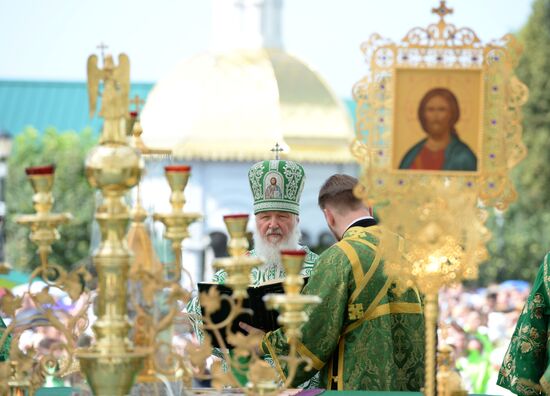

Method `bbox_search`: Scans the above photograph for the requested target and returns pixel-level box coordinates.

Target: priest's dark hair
[318,174,363,211]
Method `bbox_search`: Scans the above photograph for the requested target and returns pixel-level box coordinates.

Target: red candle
[25,165,55,175]
[223,214,249,220]
[165,165,191,172]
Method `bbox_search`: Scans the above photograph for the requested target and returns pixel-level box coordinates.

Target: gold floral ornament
[352,0,528,211]
[0,164,93,396]
[211,360,236,391]
[0,290,22,317]
[380,186,491,296]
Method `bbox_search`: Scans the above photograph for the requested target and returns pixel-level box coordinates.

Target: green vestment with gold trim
[0,316,10,362]
[497,253,550,395]
[262,226,425,390]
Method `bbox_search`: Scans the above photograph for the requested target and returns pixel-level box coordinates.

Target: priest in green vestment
[187,158,319,386]
[0,316,10,362]
[498,253,550,395]
[253,174,425,390]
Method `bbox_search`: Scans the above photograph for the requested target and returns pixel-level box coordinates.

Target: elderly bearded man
[214,159,318,284]
[187,158,319,385]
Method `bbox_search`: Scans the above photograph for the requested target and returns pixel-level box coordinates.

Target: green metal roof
[0,80,154,135]
[0,80,356,136]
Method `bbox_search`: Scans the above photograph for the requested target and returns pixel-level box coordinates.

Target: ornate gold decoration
[189,217,321,394]
[141,165,201,383]
[126,112,175,386]
[16,166,72,271]
[0,165,92,396]
[377,187,490,396]
[212,214,262,299]
[76,51,149,396]
[87,52,130,144]
[264,250,321,346]
[199,214,267,390]
[437,344,467,396]
[352,0,528,210]
[351,3,518,395]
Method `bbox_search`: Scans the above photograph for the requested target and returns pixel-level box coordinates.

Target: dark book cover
[198,277,309,348]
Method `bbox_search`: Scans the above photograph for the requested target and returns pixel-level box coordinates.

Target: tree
[481,0,550,284]
[5,127,97,272]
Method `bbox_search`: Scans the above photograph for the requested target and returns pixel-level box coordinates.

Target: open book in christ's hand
[197,277,309,348]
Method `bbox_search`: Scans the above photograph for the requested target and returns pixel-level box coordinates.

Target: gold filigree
[200,286,222,314]
[350,5,520,395]
[0,163,94,395]
[0,290,22,317]
[352,2,528,211]
[380,186,491,295]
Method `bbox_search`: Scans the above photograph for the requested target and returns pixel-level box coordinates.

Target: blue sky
[0,0,535,97]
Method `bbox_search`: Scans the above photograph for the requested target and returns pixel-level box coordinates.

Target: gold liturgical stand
[352,1,527,396]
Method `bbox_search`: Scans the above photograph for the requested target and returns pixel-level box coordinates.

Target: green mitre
[248,159,305,215]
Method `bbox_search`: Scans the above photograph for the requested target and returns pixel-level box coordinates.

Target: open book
[197,277,309,348]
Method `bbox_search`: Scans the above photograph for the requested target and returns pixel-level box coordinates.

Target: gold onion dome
[141,48,354,163]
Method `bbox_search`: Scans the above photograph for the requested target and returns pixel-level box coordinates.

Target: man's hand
[239,322,265,355]
[239,322,265,337]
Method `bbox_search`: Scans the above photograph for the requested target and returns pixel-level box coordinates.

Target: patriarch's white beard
[252,225,301,272]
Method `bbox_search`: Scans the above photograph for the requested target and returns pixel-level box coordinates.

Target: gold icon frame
[352,7,528,210]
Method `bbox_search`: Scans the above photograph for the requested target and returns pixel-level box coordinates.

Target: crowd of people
[439,280,531,394]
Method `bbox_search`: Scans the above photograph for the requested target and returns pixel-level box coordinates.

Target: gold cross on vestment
[130,94,145,114]
[432,0,453,21]
[96,41,109,62]
[348,303,364,320]
[270,143,284,160]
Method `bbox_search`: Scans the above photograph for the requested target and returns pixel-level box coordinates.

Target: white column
[262,0,283,49]
[210,0,284,52]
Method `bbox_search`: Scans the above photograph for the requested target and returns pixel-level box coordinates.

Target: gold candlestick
[213,214,261,299]
[264,251,321,343]
[153,165,201,281]
[16,165,72,271]
[77,51,148,396]
[140,165,200,383]
[263,250,321,391]
[77,140,149,396]
[10,164,93,395]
